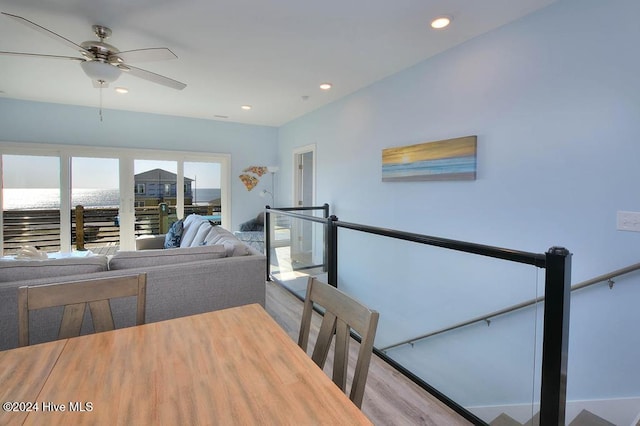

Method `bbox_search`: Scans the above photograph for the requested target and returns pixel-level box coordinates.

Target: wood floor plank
[265,280,471,426]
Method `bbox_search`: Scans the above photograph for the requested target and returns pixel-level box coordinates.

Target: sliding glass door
[1,144,230,256]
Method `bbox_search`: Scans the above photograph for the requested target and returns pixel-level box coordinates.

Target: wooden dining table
[0,303,372,425]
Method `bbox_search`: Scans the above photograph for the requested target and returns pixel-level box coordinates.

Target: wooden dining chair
[18,273,147,347]
[298,276,379,408]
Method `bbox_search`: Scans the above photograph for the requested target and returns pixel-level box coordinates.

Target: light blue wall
[0,98,278,228]
[277,0,640,405]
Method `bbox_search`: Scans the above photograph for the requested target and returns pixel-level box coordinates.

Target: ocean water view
[2,188,221,210]
[381,155,477,181]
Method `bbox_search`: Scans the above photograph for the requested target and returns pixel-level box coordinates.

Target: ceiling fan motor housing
[1,13,186,90]
[80,40,120,62]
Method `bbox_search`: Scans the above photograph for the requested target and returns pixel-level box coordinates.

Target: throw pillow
[255,212,264,225]
[239,218,263,232]
[164,219,184,248]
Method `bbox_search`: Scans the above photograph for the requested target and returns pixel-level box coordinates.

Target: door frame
[291,144,316,264]
[292,144,316,208]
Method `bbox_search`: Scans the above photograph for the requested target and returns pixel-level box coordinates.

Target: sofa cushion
[191,221,215,247]
[164,219,184,248]
[136,234,166,250]
[180,214,207,248]
[109,244,227,270]
[0,255,109,283]
[203,226,251,257]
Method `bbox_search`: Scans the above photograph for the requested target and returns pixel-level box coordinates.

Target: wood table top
[1,303,372,425]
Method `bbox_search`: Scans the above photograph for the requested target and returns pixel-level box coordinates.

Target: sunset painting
[382,136,477,182]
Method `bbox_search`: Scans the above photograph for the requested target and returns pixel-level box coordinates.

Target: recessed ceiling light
[241,105,252,110]
[115,87,129,94]
[430,16,451,29]
[319,83,332,91]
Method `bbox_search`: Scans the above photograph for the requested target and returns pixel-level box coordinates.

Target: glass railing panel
[268,209,327,299]
[335,228,545,425]
[563,274,640,426]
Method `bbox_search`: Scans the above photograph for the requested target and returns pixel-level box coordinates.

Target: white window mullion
[0,156,4,255]
[119,157,135,251]
[59,153,72,253]
[177,161,184,219]
[220,156,231,231]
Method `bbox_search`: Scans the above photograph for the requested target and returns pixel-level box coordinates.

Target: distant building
[134,169,193,207]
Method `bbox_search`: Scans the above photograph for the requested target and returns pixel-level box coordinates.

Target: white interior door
[292,145,315,264]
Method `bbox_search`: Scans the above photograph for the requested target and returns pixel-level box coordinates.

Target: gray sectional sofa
[0,217,266,351]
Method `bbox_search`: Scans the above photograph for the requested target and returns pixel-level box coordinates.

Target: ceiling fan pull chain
[99,84,103,122]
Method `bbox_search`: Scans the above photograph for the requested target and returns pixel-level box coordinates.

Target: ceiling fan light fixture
[81,60,121,83]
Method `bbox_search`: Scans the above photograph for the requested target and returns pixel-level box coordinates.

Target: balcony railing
[2,203,220,254]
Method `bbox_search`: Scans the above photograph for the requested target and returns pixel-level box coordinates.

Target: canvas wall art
[382,136,477,182]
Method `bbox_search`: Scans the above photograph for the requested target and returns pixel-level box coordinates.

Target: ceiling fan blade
[0,50,84,61]
[113,48,177,63]
[1,12,94,58]
[121,64,186,90]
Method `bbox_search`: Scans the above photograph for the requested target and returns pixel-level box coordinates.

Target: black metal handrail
[335,220,547,267]
[273,204,330,214]
[264,205,571,426]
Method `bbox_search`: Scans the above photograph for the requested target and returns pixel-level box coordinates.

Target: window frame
[135,183,146,194]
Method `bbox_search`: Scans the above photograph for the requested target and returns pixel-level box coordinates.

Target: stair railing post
[327,215,338,287]
[540,246,572,425]
[321,203,331,273]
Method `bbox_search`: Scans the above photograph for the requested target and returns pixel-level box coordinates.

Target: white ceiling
[0,0,558,127]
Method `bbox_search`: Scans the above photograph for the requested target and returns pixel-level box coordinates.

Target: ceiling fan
[0,12,186,90]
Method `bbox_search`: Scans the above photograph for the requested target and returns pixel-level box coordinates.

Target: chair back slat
[311,311,337,367]
[59,303,86,339]
[88,300,116,332]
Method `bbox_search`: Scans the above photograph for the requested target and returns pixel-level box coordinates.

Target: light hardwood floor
[265,280,472,426]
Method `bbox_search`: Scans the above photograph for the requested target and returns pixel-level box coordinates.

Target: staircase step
[523,412,539,426]
[569,409,615,426]
[490,413,522,426]
[490,408,618,426]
